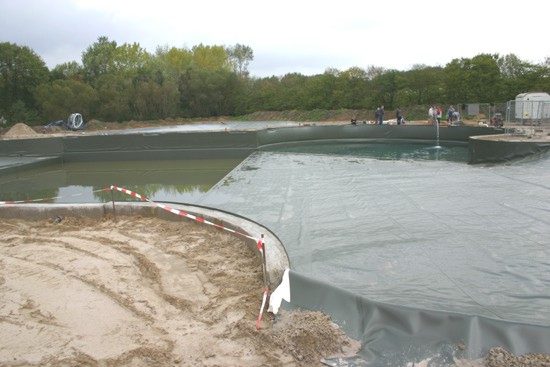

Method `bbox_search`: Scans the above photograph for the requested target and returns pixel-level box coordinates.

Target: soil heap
[2,123,40,139]
[0,215,358,366]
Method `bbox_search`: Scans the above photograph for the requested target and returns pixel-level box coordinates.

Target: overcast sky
[1,0,549,77]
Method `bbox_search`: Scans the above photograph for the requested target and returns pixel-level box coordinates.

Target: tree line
[1,37,549,125]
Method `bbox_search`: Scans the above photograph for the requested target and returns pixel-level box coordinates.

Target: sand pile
[1,122,40,139]
[0,215,358,366]
[485,347,550,367]
[405,346,550,366]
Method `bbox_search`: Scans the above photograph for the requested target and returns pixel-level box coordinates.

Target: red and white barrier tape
[108,185,260,242]
[256,287,269,330]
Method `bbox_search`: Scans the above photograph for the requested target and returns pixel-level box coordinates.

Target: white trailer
[515,92,550,122]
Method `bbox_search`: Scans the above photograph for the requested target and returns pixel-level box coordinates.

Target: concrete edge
[0,202,290,289]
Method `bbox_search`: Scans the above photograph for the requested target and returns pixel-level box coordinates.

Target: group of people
[429,105,460,125]
[350,105,464,126]
[373,106,405,125]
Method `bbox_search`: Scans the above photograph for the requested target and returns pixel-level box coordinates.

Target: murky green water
[0,143,468,203]
[0,158,243,203]
[264,142,469,162]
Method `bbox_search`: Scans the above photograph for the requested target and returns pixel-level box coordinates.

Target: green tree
[179,67,240,117]
[302,70,339,110]
[154,46,193,77]
[278,73,307,109]
[0,42,49,121]
[7,100,39,123]
[94,73,132,121]
[51,61,84,81]
[395,65,445,106]
[81,36,118,82]
[370,70,399,109]
[444,54,502,103]
[468,54,501,102]
[533,59,550,93]
[497,54,546,100]
[130,79,179,120]
[246,76,281,112]
[35,79,98,120]
[227,44,254,76]
[331,67,369,109]
[365,65,385,80]
[443,58,470,103]
[191,44,230,71]
[82,36,150,83]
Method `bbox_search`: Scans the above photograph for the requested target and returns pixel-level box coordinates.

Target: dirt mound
[2,122,40,139]
[0,215,358,366]
[485,347,550,367]
[267,310,360,364]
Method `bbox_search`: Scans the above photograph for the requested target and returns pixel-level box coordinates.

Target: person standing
[378,105,385,125]
[374,107,380,125]
[447,106,455,124]
[428,106,435,125]
[436,106,442,125]
[396,108,403,125]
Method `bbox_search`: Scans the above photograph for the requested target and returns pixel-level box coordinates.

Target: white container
[515,92,550,120]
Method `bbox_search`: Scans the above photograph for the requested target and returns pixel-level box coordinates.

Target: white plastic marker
[268,268,291,314]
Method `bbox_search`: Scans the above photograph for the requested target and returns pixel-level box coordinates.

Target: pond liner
[0,156,62,174]
[255,124,500,147]
[285,270,550,366]
[10,123,545,163]
[469,136,550,163]
[197,148,550,363]
[0,125,503,161]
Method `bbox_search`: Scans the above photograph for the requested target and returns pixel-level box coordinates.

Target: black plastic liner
[1,124,503,161]
[199,146,550,364]
[286,271,550,366]
[469,136,550,163]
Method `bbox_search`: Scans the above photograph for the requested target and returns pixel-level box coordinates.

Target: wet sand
[0,215,358,366]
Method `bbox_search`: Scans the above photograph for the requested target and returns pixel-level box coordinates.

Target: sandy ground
[409,346,550,367]
[0,215,359,366]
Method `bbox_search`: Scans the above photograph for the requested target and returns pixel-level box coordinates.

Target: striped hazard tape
[256,287,269,330]
[109,185,260,242]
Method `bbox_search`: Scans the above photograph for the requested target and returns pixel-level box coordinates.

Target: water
[0,158,243,203]
[264,142,468,162]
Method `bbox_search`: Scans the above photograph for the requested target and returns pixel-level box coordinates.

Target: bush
[5,100,40,125]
